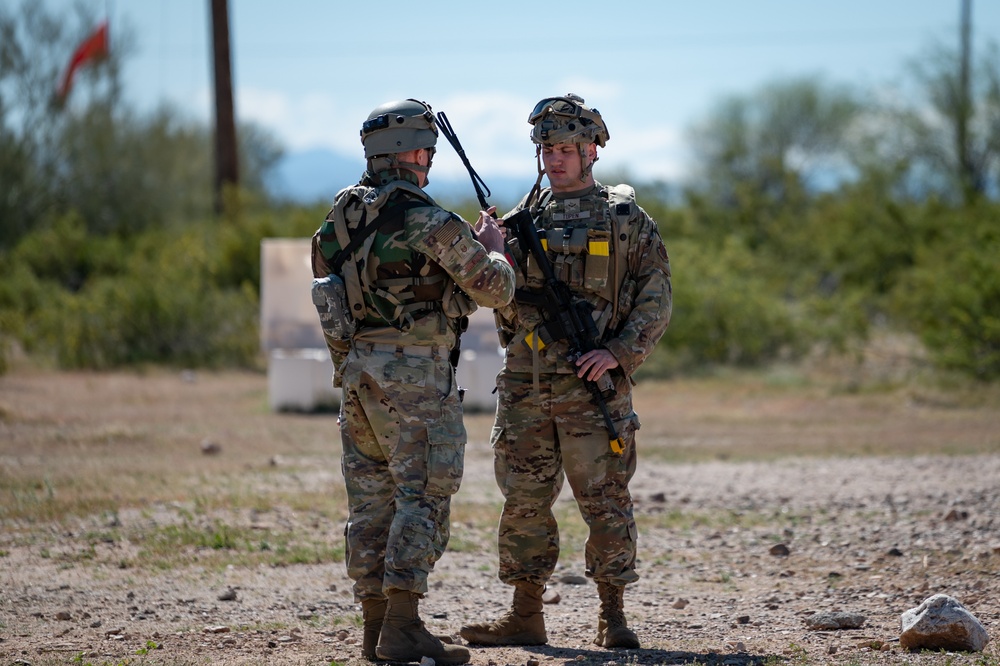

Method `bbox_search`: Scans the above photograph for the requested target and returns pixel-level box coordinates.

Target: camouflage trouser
[491,370,640,587]
[338,345,466,602]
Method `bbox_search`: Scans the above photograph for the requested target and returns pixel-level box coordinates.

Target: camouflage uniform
[492,180,672,587]
[312,169,515,602]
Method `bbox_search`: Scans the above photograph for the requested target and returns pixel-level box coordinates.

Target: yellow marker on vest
[589,241,609,256]
[524,330,546,350]
[610,438,623,454]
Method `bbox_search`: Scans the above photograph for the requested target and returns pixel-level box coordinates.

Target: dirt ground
[1,368,999,665]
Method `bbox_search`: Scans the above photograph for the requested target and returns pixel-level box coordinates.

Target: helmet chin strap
[578,143,598,181]
[368,150,434,185]
[526,145,546,212]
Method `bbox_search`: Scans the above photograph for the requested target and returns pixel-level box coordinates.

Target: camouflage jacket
[495,181,671,379]
[312,170,515,373]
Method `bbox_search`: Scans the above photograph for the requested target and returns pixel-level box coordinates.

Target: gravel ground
[1,370,998,665]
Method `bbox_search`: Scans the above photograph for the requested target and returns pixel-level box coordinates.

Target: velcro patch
[431,219,462,247]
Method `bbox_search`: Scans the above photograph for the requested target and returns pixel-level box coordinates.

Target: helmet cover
[528,93,609,147]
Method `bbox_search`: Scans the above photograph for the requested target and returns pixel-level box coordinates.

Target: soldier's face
[542,142,596,192]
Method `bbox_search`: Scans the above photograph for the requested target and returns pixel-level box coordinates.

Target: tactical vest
[315,178,451,332]
[516,183,639,344]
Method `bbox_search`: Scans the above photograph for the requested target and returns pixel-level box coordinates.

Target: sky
[43,0,1000,195]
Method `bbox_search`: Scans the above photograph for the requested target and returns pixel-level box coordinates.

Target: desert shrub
[660,237,804,371]
[893,204,1000,379]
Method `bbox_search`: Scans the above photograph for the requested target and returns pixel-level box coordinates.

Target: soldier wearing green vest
[311,98,514,665]
[460,94,672,650]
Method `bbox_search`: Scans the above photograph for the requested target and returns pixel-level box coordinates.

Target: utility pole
[210,0,238,214]
[957,0,974,203]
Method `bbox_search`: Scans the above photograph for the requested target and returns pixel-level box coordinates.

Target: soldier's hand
[475,207,506,254]
[575,348,619,382]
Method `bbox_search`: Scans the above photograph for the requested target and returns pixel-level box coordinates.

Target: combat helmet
[528,93,609,148]
[525,93,609,198]
[361,98,438,157]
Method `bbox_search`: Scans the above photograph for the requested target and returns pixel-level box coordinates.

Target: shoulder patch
[615,202,631,216]
[428,217,464,248]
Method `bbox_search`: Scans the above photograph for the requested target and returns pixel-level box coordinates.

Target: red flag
[56,21,109,101]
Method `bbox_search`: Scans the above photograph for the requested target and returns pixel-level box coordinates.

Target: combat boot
[375,589,470,665]
[360,597,385,661]
[594,582,640,648]
[459,582,547,645]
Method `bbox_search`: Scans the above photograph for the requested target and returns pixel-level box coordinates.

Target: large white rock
[900,594,990,652]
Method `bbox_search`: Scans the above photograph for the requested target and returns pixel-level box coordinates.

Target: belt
[361,343,450,358]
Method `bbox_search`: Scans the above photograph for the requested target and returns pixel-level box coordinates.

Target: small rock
[559,574,588,585]
[887,547,904,557]
[735,615,750,624]
[805,611,866,630]
[203,626,231,634]
[218,588,237,601]
[542,589,561,604]
[201,439,222,455]
[55,611,72,621]
[769,543,790,556]
[672,598,689,609]
[419,657,435,666]
[943,508,968,521]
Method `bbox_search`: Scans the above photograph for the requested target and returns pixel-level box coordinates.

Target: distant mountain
[267,148,364,204]
[267,147,531,209]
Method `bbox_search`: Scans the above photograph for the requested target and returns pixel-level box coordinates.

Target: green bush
[1,216,262,370]
[893,204,1000,379]
[661,237,804,371]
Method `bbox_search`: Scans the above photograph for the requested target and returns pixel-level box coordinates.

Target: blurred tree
[853,40,1000,205]
[0,1,284,250]
[0,1,93,248]
[686,77,861,208]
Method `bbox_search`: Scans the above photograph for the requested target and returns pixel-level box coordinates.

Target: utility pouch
[584,228,611,292]
[312,275,356,341]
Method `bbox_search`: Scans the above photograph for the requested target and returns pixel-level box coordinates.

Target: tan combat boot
[459,582,547,645]
[360,598,385,661]
[375,589,470,665]
[594,582,640,648]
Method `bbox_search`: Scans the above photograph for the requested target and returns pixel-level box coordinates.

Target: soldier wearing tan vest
[461,94,672,650]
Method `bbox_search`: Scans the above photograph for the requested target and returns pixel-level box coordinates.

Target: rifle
[436,111,624,455]
[506,213,624,455]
